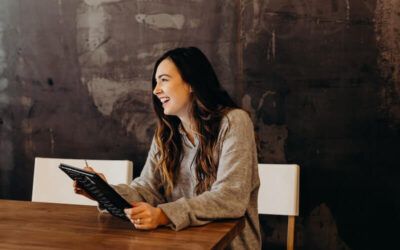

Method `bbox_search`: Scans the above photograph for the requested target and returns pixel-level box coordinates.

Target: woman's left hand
[124,202,170,230]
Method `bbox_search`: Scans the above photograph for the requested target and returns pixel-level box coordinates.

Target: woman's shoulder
[220,108,253,131]
[217,108,255,148]
[225,108,250,118]
[223,108,252,122]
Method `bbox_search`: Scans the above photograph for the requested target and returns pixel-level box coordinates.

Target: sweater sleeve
[111,137,167,206]
[158,110,258,230]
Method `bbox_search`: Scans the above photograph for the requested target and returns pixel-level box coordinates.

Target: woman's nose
[153,82,162,95]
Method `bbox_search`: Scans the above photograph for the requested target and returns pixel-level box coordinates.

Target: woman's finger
[73,181,83,193]
[133,217,147,224]
[130,211,147,221]
[133,219,147,229]
[97,173,107,182]
[133,220,155,230]
[125,204,146,216]
[134,223,146,229]
[83,166,94,172]
[82,166,107,182]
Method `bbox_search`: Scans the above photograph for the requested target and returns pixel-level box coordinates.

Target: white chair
[32,157,133,206]
[258,164,300,250]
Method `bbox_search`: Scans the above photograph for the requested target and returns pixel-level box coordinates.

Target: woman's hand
[73,166,107,200]
[124,202,170,230]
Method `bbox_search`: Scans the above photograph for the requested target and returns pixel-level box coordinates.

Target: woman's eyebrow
[157,74,171,79]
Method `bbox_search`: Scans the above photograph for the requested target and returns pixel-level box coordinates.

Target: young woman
[75,47,261,249]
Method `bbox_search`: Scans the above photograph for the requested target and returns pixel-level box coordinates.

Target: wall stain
[135,14,185,30]
[375,0,400,127]
[305,203,351,250]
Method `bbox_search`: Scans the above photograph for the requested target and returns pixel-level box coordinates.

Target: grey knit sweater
[112,109,261,250]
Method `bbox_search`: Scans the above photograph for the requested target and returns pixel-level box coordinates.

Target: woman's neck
[180,117,196,145]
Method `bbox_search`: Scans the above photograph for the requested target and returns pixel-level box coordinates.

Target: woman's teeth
[161,97,170,104]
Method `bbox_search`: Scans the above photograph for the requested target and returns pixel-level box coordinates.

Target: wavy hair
[151,47,238,195]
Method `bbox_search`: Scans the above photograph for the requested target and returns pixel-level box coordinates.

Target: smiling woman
[75,47,261,250]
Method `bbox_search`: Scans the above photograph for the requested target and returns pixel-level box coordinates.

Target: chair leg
[287,216,295,250]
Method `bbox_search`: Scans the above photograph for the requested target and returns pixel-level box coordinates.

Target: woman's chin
[163,109,172,115]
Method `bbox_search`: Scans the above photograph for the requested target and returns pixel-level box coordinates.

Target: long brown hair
[151,47,238,195]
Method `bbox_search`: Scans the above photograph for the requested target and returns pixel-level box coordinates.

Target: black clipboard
[59,163,132,220]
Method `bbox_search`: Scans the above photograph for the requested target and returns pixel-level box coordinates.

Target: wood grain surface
[0,199,245,250]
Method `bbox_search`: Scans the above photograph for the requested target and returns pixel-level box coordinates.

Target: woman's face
[153,59,192,118]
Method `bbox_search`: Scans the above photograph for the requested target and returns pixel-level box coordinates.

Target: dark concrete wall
[0,0,399,249]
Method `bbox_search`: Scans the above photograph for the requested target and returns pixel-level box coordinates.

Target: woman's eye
[161,78,169,82]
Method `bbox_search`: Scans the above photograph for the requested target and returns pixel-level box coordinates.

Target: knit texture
[112,109,261,250]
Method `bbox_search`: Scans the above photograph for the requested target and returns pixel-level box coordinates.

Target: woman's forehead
[156,59,179,77]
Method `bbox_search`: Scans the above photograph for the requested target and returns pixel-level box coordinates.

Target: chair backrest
[32,157,133,206]
[258,164,300,216]
[258,164,300,250]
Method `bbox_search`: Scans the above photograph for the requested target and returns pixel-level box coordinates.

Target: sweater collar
[178,123,198,148]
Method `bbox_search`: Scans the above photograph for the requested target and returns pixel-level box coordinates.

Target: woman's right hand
[73,166,108,201]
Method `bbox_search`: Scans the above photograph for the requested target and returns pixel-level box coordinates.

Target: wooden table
[0,199,245,250]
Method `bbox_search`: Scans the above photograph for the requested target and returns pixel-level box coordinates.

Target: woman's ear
[189,86,193,93]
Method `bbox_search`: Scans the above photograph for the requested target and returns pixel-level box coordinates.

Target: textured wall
[0,0,399,249]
